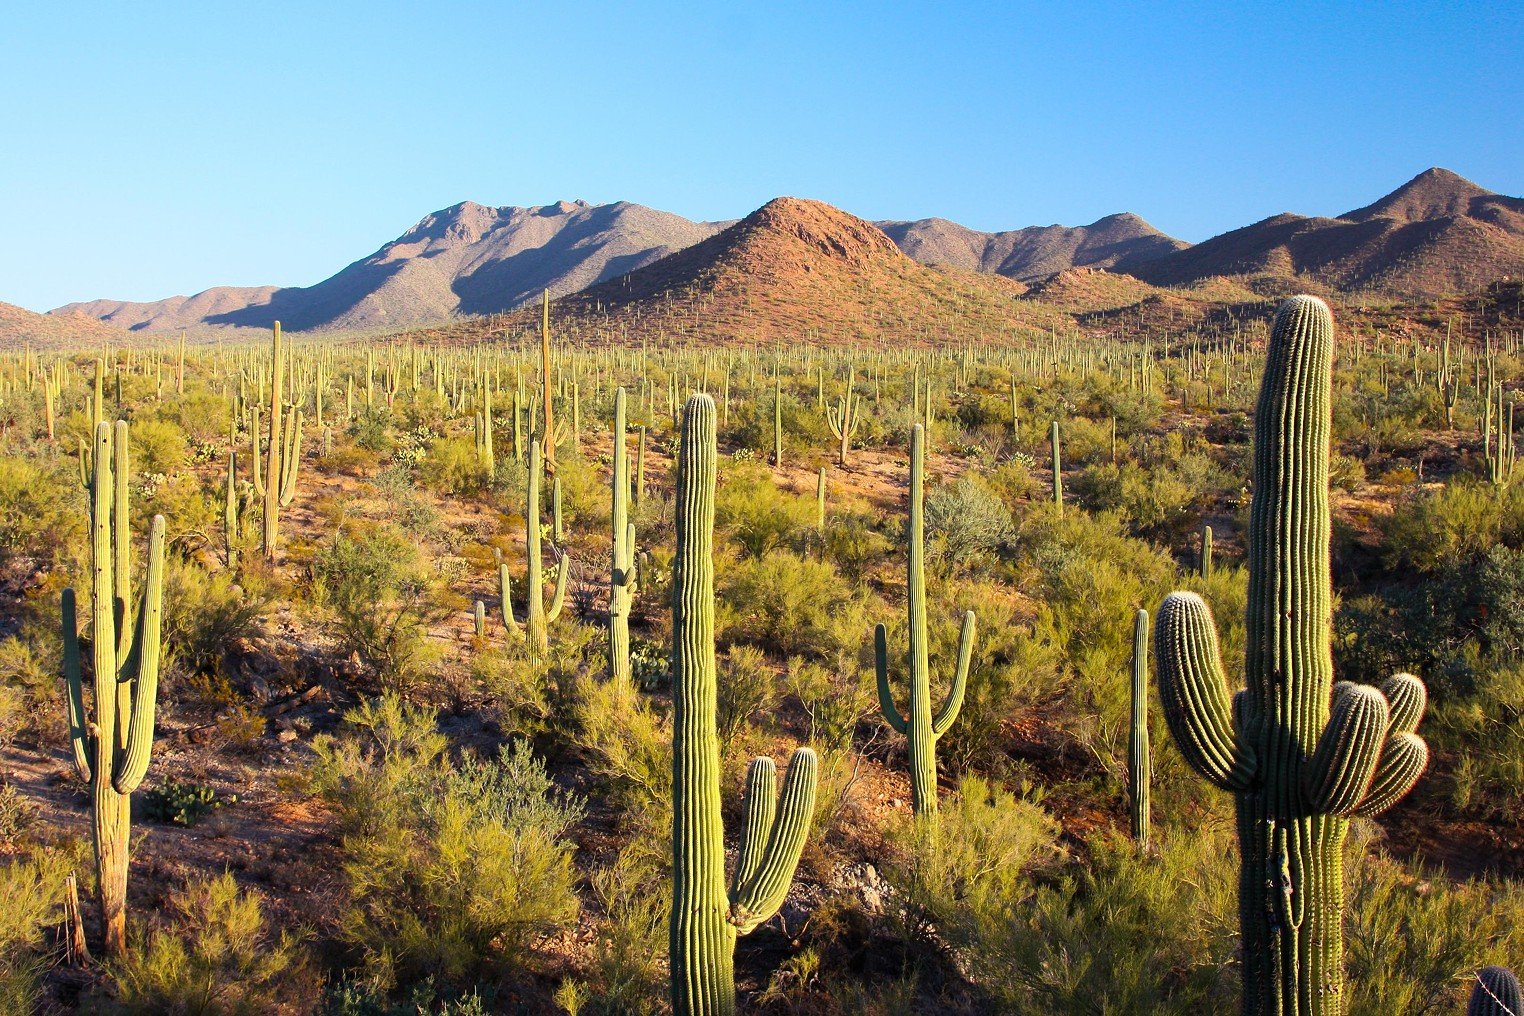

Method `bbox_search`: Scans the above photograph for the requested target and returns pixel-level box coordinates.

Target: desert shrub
[719,551,866,660]
[314,523,441,690]
[941,822,1239,1014]
[0,455,82,568]
[715,462,814,558]
[571,840,670,1015]
[1379,479,1524,573]
[311,696,582,992]
[0,848,70,1013]
[1071,460,1200,544]
[131,417,190,474]
[923,475,1013,566]
[0,621,64,748]
[822,511,891,581]
[1345,827,1524,1014]
[161,557,268,679]
[319,978,492,1015]
[572,676,671,814]
[717,643,778,745]
[108,870,310,1014]
[141,781,236,827]
[416,436,488,495]
[789,656,872,755]
[349,407,395,454]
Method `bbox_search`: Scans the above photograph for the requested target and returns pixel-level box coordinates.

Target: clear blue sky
[3,1,1520,311]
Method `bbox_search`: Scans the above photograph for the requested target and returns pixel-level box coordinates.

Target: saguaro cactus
[1469,966,1522,1016]
[499,439,567,656]
[254,323,302,558]
[1154,296,1428,1016]
[670,394,818,1016]
[1129,608,1151,847]
[610,388,637,689]
[875,423,976,818]
[63,420,166,957]
[825,365,862,466]
[1050,419,1063,513]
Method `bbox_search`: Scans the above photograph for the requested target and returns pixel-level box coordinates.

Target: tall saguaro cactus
[1154,296,1429,1016]
[255,322,302,558]
[610,388,637,689]
[1129,608,1151,847]
[825,365,862,466]
[670,394,818,1016]
[63,420,166,957]
[501,439,567,656]
[875,423,976,818]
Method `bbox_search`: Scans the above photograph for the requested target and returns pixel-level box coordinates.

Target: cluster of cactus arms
[825,365,862,465]
[670,393,819,1016]
[609,388,637,689]
[875,423,976,818]
[1050,419,1063,513]
[1484,378,1517,486]
[252,322,302,559]
[1154,296,1429,1016]
[63,420,166,958]
[1470,967,1522,1015]
[500,439,567,657]
[1129,608,1151,847]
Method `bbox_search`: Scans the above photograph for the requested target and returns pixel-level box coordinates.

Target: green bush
[719,551,868,660]
[141,781,236,827]
[314,524,441,690]
[161,557,268,679]
[0,455,82,569]
[108,870,310,1014]
[923,475,1013,566]
[0,848,70,1013]
[715,461,814,558]
[311,696,583,992]
[716,643,778,745]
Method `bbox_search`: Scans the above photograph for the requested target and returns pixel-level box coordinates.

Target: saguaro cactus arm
[930,610,976,738]
[728,748,818,935]
[873,623,908,735]
[1302,682,1388,816]
[112,515,165,794]
[61,589,93,783]
[1154,591,1256,792]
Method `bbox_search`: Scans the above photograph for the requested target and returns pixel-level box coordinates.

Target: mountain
[1123,168,1524,297]
[0,301,133,351]
[879,212,1187,281]
[423,197,1062,346]
[52,200,724,333]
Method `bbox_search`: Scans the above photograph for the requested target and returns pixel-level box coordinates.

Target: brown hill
[0,301,134,351]
[880,211,1186,281]
[444,197,1061,346]
[52,200,725,333]
[1123,168,1524,297]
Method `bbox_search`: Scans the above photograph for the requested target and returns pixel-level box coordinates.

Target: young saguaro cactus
[670,393,818,1016]
[875,423,976,818]
[1129,608,1151,848]
[1469,966,1522,1016]
[1154,296,1429,1016]
[610,388,637,689]
[63,420,166,957]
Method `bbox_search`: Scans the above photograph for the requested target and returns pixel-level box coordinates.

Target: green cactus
[1469,966,1521,1016]
[670,393,818,1016]
[772,375,784,467]
[875,422,976,818]
[610,388,637,690]
[63,420,166,957]
[474,599,487,639]
[1154,296,1428,1015]
[500,439,567,656]
[1050,419,1063,513]
[1200,523,1214,579]
[252,323,302,558]
[223,450,240,569]
[825,365,861,466]
[815,466,827,533]
[475,384,496,473]
[1129,608,1150,848]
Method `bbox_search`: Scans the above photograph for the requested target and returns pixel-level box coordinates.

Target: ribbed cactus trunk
[1155,297,1429,1016]
[670,394,818,1016]
[1051,419,1063,513]
[262,322,284,559]
[671,393,733,1015]
[610,388,634,690]
[1470,966,1522,1015]
[1129,608,1150,847]
[64,421,165,958]
[526,439,548,656]
[875,423,975,819]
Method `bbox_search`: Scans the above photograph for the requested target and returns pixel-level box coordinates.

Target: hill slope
[53,200,724,333]
[879,212,1186,281]
[425,197,1059,346]
[1123,168,1524,297]
[0,301,134,351]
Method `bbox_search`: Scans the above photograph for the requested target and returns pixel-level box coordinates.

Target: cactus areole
[670,394,818,1016]
[1154,297,1429,1015]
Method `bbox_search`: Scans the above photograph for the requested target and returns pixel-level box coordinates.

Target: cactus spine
[1469,967,1522,1016]
[875,423,976,818]
[63,420,166,957]
[1129,608,1151,847]
[610,388,636,689]
[1154,297,1429,1016]
[670,393,818,1016]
